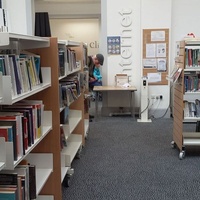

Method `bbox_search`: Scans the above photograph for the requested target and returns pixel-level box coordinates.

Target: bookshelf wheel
[65,176,70,187]
[63,175,71,187]
[85,132,88,140]
[171,141,176,149]
[75,147,82,159]
[179,151,185,160]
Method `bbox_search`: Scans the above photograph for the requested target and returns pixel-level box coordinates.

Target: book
[17,100,44,138]
[28,164,36,199]
[9,55,22,95]
[0,126,13,142]
[60,106,69,124]
[59,49,65,76]
[0,173,18,185]
[19,58,30,93]
[0,113,23,158]
[0,190,17,200]
[0,121,17,161]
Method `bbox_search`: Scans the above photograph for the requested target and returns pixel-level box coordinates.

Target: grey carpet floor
[62,117,200,200]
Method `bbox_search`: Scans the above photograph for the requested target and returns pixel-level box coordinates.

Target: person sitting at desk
[88,53,104,88]
[88,54,104,121]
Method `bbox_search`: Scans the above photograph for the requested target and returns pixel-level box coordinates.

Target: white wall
[50,18,100,55]
[141,0,172,116]
[101,0,141,109]
[171,0,200,66]
[101,0,172,116]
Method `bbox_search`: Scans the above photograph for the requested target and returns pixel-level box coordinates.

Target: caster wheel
[63,176,70,187]
[85,132,88,140]
[75,148,82,159]
[75,152,81,159]
[171,141,176,149]
[179,151,185,160]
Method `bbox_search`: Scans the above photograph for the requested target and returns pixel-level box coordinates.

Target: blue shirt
[93,67,102,81]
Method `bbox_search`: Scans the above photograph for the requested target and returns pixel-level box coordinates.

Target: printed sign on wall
[107,36,121,55]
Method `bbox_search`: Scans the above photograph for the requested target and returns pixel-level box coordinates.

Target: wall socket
[151,94,163,100]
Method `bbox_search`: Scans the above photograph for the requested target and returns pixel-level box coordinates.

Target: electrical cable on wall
[139,98,150,115]
[152,84,174,119]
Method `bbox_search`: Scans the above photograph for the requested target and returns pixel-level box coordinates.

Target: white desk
[93,86,137,119]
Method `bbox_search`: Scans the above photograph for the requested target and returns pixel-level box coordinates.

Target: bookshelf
[172,39,200,159]
[58,40,87,186]
[0,34,58,199]
[72,43,89,139]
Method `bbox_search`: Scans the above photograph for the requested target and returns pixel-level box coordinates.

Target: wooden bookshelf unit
[172,39,200,159]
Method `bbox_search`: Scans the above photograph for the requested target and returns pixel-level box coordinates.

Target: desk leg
[95,91,99,121]
[130,91,135,118]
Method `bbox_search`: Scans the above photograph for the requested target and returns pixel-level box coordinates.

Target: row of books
[184,74,200,92]
[66,48,79,73]
[0,100,44,161]
[59,75,81,107]
[0,160,36,200]
[0,53,42,96]
[185,48,200,68]
[58,47,79,77]
[184,100,200,118]
[58,49,65,77]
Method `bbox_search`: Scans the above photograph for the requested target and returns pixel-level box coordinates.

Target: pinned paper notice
[147,73,161,83]
[146,43,156,58]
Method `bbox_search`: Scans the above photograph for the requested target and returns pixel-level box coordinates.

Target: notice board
[143,28,169,85]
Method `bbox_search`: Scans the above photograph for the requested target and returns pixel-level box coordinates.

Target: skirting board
[101,107,171,119]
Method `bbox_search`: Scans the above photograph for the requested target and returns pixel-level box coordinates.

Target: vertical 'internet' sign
[119,8,133,75]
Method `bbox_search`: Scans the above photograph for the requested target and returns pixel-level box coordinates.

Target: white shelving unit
[62,134,82,167]
[0,32,50,49]
[173,39,200,159]
[0,138,6,171]
[0,67,51,105]
[26,153,53,197]
[0,34,65,199]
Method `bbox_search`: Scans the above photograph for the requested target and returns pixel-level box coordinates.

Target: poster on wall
[151,31,165,41]
[107,36,121,55]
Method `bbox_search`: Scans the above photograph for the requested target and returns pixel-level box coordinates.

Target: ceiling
[34,0,101,19]
[35,0,100,3]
